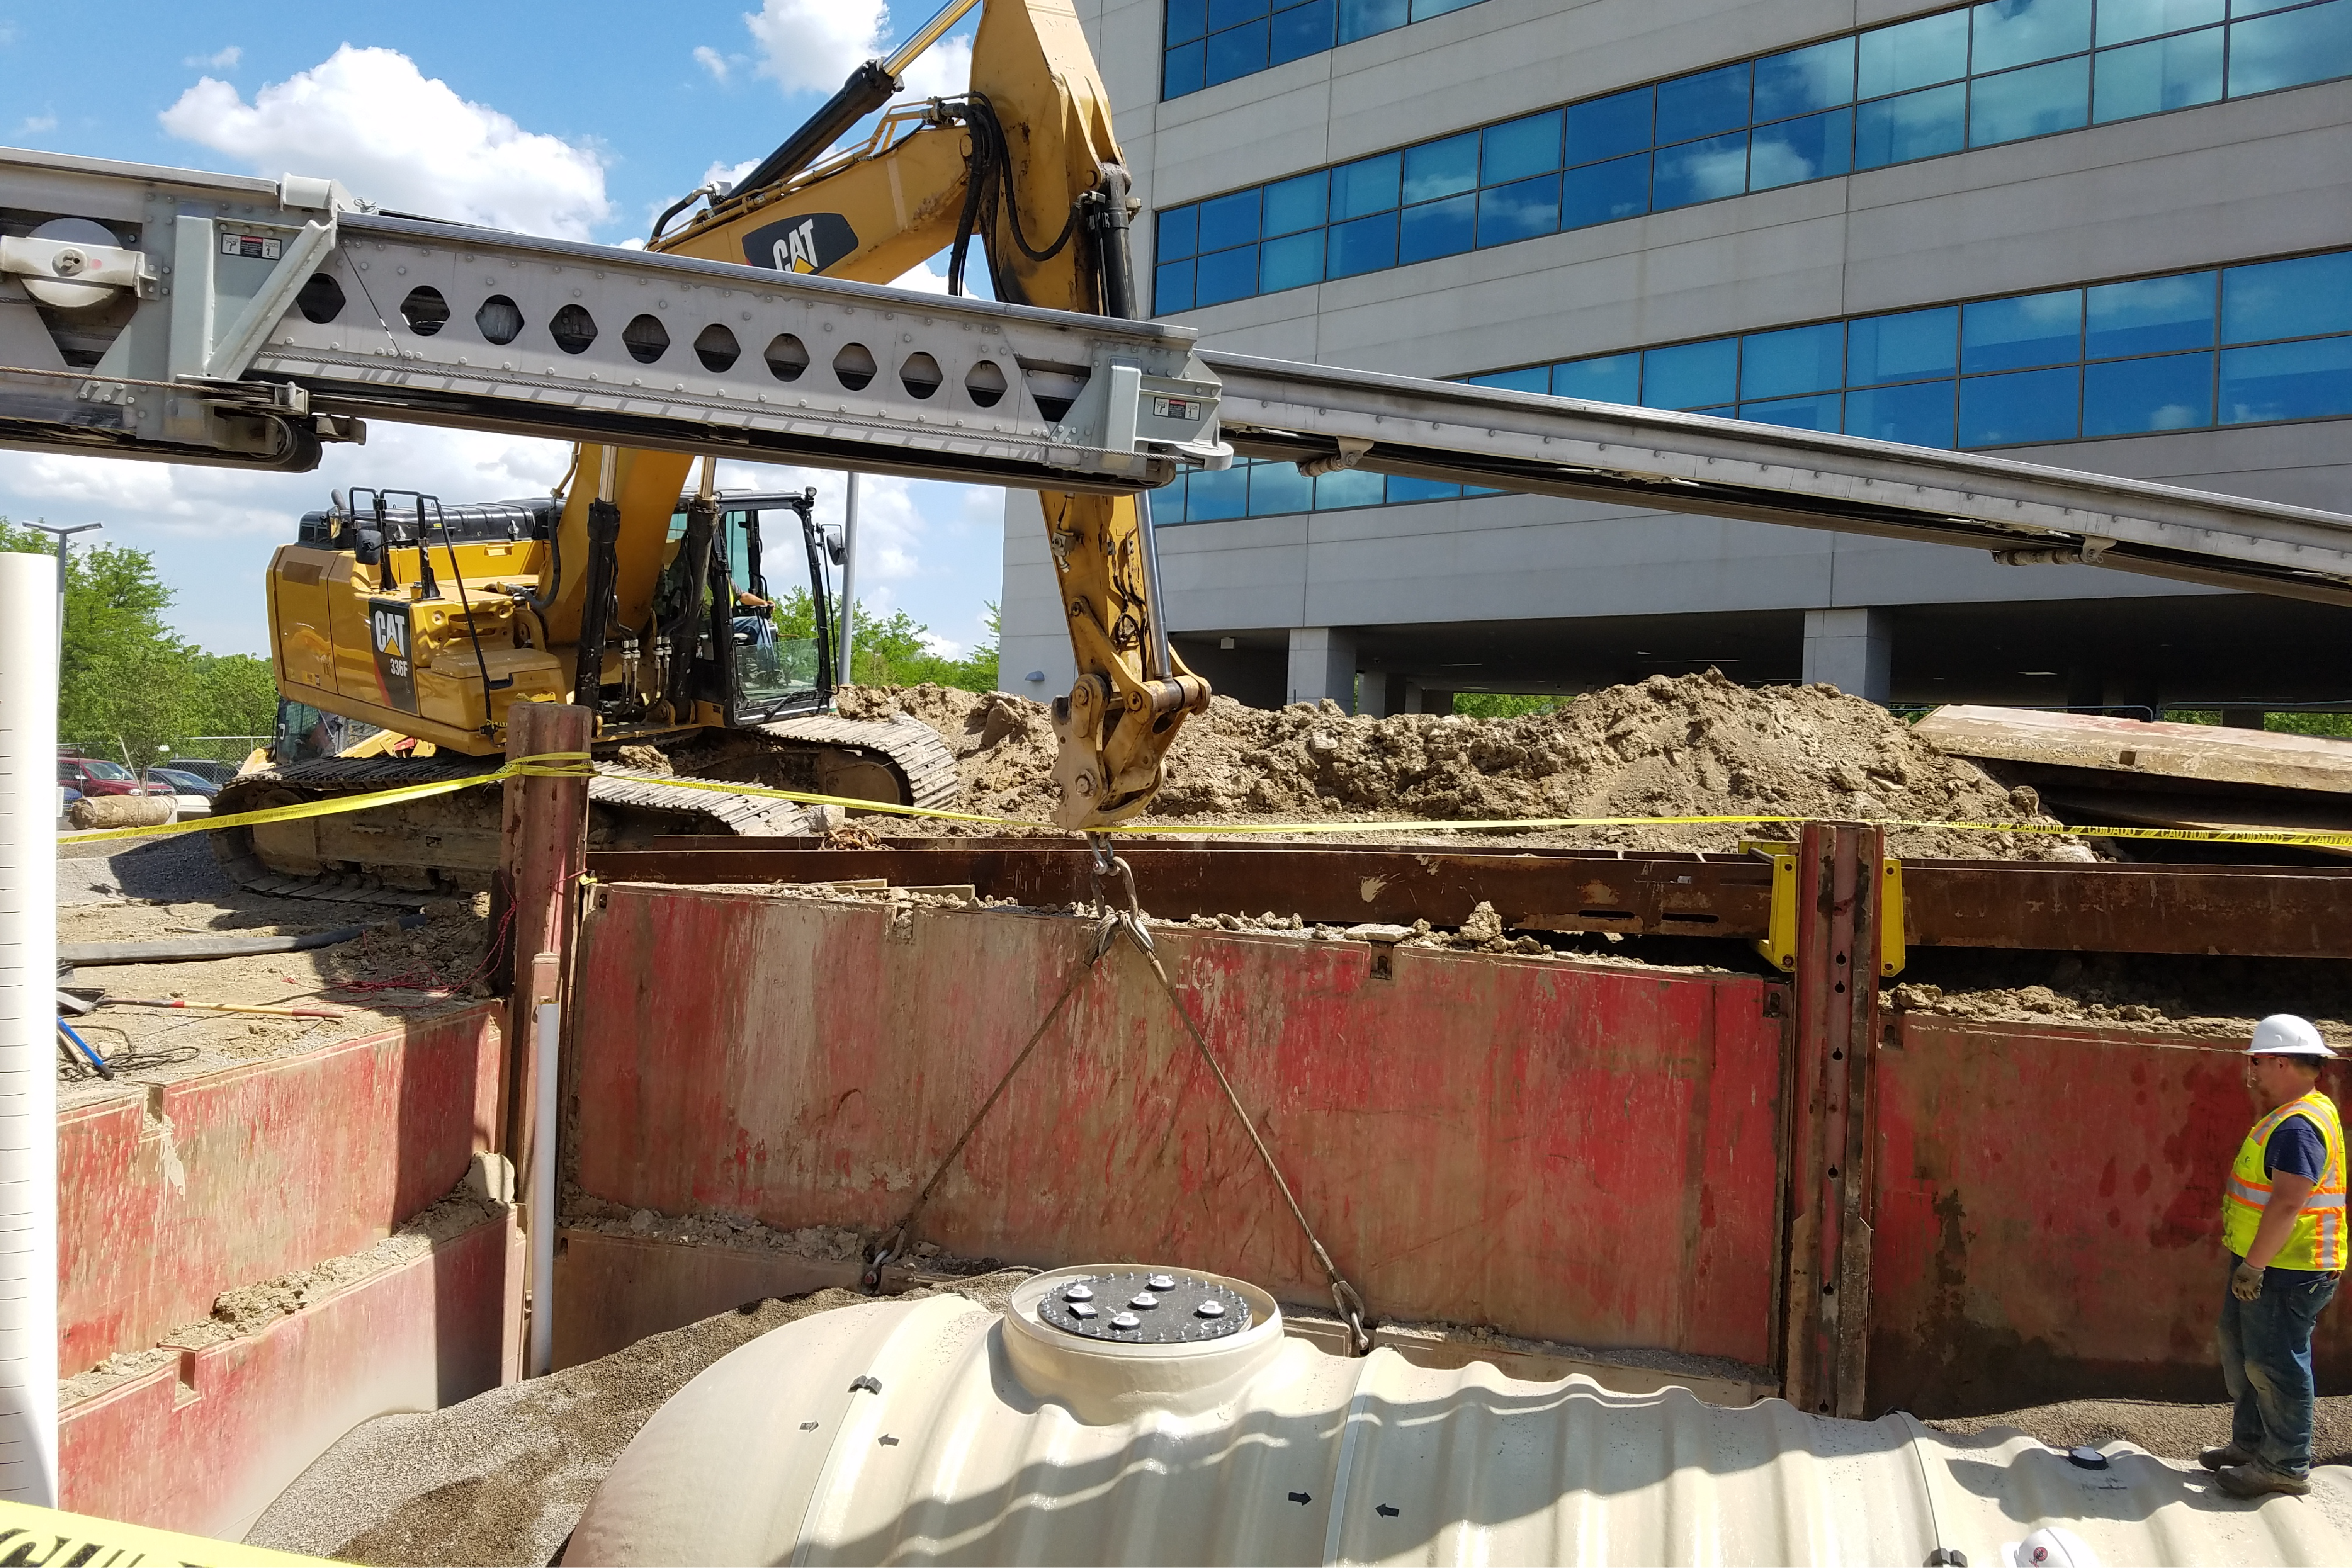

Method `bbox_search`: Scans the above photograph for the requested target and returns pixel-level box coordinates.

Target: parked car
[164,759,240,786]
[143,767,218,816]
[57,756,158,798]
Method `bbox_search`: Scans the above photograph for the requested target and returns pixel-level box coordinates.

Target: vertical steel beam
[1779,821,1884,1417]
[498,703,590,1376]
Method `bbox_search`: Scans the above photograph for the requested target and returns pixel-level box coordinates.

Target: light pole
[835,474,859,692]
[22,523,99,660]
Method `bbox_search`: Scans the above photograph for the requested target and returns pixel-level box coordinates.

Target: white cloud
[739,0,971,99]
[183,45,241,69]
[889,259,950,295]
[692,45,731,84]
[18,113,54,134]
[159,46,612,239]
[703,156,760,190]
[918,631,964,658]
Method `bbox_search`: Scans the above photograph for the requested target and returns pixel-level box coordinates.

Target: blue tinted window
[1260,230,1324,292]
[1398,192,1477,264]
[1483,110,1564,184]
[1161,471,1190,523]
[1470,366,1551,392]
[1326,211,1398,277]
[2083,351,2214,433]
[1970,55,2090,145]
[2229,0,2352,95]
[1158,205,1199,260]
[1855,82,1968,166]
[1316,466,1387,508]
[1198,189,1261,251]
[1206,19,1271,84]
[1332,152,1402,219]
[1565,87,1654,164]
[1402,132,1481,204]
[1155,259,1194,312]
[1755,36,1857,119]
[1271,0,1336,63]
[1743,322,1846,398]
[2093,27,2225,119]
[1653,132,1749,210]
[1248,460,1315,514]
[1337,0,1409,44]
[2086,272,2215,356]
[1750,108,1854,188]
[1742,392,1843,430]
[1644,338,1740,409]
[1164,40,1206,96]
[1848,380,1958,445]
[1209,0,1269,27]
[1851,307,1960,383]
[1168,0,1210,45]
[2098,0,2222,44]
[2232,0,2312,14]
[1859,10,1971,96]
[1411,0,1484,17]
[2223,252,2352,341]
[1478,174,1561,246]
[1262,171,1328,235]
[1972,0,2093,71]
[1657,62,1753,142]
[1194,245,1259,306]
[1555,355,1641,404]
[1959,365,2082,444]
[1561,153,1651,227]
[1187,464,1248,520]
[1385,475,1463,502]
[2221,337,2352,422]
[1962,289,2082,371]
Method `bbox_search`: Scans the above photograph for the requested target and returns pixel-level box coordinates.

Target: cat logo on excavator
[744,213,859,275]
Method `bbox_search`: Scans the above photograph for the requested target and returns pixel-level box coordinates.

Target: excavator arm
[593,0,1209,830]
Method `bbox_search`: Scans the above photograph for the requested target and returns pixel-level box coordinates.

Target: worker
[2202,1014,2344,1497]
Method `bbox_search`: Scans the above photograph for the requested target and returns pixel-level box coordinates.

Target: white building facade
[1000,0,2352,714]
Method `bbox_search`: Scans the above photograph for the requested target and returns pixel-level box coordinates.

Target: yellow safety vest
[2223,1089,2347,1273]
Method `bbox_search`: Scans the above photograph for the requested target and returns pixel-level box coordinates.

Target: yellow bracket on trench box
[1742,841,1907,980]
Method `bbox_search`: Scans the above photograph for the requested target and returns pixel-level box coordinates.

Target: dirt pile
[246,1272,1035,1567]
[842,672,2075,857]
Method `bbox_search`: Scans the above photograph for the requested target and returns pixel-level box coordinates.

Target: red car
[57,756,159,797]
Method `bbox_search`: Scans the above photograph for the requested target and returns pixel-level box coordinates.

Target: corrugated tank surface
[567,1267,2352,1567]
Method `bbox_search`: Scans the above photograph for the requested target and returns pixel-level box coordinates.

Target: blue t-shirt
[2256,1111,2332,1278]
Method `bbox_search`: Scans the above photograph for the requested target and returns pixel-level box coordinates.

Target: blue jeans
[2217,1257,2342,1477]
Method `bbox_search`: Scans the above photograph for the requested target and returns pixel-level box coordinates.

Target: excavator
[213,0,1208,893]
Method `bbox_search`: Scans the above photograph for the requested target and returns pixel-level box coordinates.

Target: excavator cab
[656,488,840,728]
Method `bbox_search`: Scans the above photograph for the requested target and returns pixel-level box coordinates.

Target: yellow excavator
[217,0,1211,894]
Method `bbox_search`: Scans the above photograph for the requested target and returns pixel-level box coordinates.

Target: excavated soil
[246,1273,1036,1568]
[839,673,2081,859]
[55,835,494,1110]
[1933,1395,2352,1470]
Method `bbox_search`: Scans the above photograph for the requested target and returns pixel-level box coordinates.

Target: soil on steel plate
[246,1272,1035,1568]
[53,834,493,1110]
[1932,1394,2352,1470]
[839,671,2080,859]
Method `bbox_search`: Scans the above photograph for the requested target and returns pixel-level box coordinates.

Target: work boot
[2199,1442,2256,1472]
[2216,1462,2312,1498]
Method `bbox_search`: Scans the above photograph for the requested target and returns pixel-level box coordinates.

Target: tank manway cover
[1037,1271,1253,1343]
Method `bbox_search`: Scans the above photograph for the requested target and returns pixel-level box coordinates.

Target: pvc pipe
[0,553,58,1505]
[529,997,559,1377]
[836,473,859,689]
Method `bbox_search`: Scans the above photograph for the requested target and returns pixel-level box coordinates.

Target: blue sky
[0,1,1008,660]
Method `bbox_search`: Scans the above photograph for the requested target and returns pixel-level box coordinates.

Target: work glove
[2232,1261,2265,1301]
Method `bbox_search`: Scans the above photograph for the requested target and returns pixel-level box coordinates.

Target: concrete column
[1401,681,1457,715]
[1801,608,1892,704]
[1359,672,1402,718]
[1287,626,1357,710]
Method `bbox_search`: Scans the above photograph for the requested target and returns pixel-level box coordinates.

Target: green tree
[1452,692,1570,718]
[769,588,1002,692]
[0,518,279,764]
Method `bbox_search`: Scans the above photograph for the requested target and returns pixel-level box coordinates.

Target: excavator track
[211,715,960,900]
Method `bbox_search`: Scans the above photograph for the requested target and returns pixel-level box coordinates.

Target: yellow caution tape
[61,751,2352,851]
[0,1498,329,1565]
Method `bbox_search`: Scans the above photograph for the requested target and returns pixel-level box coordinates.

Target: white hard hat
[2005,1525,2103,1568]
[2249,1014,2336,1059]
